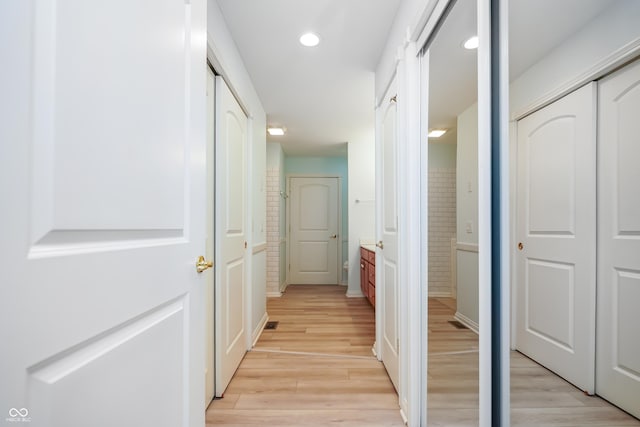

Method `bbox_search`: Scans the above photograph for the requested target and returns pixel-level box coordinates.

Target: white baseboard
[252,312,269,347]
[454,311,479,335]
[428,291,452,298]
[266,291,282,298]
[279,280,289,293]
[346,289,365,298]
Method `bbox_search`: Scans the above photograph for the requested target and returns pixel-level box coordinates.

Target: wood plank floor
[206,286,640,426]
[428,297,640,427]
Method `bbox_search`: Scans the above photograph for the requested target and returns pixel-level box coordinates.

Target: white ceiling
[217,0,617,155]
[216,0,401,156]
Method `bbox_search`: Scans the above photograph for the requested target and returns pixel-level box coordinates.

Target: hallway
[206,287,640,426]
[206,285,403,426]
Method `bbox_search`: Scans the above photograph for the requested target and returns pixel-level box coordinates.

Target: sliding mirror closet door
[425,0,480,424]
[512,1,640,424]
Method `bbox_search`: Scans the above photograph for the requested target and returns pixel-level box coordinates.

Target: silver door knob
[376,241,384,249]
[330,234,337,239]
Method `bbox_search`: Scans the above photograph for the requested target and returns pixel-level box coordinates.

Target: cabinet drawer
[367,250,375,265]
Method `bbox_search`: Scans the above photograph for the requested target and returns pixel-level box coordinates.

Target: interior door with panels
[215,76,248,396]
[378,78,400,392]
[289,177,339,285]
[515,83,597,393]
[596,57,640,419]
[0,1,207,426]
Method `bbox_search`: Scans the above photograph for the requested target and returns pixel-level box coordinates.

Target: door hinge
[244,241,247,249]
[397,338,399,352]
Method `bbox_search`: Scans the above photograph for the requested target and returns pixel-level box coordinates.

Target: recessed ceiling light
[299,32,320,47]
[267,127,285,136]
[463,36,479,50]
[428,129,447,138]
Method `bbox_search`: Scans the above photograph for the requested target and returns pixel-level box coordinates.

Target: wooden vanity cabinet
[360,247,375,307]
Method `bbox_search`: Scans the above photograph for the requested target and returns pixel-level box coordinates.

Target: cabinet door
[360,257,368,297]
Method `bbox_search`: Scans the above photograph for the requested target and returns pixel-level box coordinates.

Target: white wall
[207,0,267,340]
[347,129,376,296]
[455,102,479,326]
[510,0,640,115]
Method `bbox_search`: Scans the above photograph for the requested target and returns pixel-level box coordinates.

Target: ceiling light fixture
[463,36,479,50]
[267,127,285,136]
[299,32,320,47]
[428,129,447,138]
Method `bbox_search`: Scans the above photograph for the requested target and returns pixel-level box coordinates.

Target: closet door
[597,58,640,419]
[515,83,597,393]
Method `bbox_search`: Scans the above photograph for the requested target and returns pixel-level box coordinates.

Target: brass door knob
[518,242,524,251]
[376,241,384,249]
[196,256,213,273]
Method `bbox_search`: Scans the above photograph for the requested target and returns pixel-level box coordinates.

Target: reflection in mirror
[510,0,640,424]
[426,0,479,425]
[424,0,640,424]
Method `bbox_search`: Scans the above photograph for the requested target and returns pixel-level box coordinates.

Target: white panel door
[0,1,207,426]
[205,67,216,406]
[516,83,597,393]
[378,80,400,391]
[215,76,248,395]
[596,58,640,419]
[289,177,339,285]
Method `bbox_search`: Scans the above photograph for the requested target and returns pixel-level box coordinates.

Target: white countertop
[361,244,376,252]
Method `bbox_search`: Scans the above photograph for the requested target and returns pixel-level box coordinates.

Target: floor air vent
[265,321,279,330]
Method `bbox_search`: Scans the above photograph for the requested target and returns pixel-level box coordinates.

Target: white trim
[396,44,409,419]
[245,115,254,351]
[375,69,399,109]
[454,311,480,334]
[346,290,365,298]
[498,1,511,424]
[456,242,479,253]
[512,37,640,121]
[477,1,492,425]
[252,242,267,254]
[428,291,452,298]
[399,409,408,426]
[415,0,454,53]
[450,237,457,299]
[400,40,425,427]
[279,279,289,293]
[509,120,518,351]
[206,46,251,118]
[251,312,269,348]
[266,291,282,298]
[419,48,431,427]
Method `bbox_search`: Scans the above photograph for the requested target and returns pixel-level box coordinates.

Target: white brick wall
[266,168,281,294]
[428,168,456,296]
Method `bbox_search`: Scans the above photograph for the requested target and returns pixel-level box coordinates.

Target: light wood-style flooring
[427,298,640,426]
[207,285,402,426]
[207,286,640,426]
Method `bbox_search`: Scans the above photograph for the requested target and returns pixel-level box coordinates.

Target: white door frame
[285,174,343,287]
